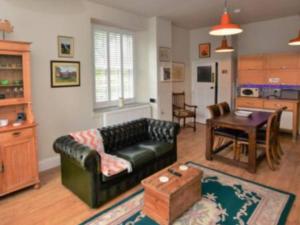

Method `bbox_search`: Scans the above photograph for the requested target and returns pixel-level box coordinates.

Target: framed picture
[50,61,80,87]
[160,66,171,81]
[198,43,211,58]
[172,62,185,82]
[159,47,171,62]
[58,36,74,58]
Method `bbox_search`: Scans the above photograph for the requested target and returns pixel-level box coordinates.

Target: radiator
[102,104,152,127]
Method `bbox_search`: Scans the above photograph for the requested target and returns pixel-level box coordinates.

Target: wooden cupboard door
[238,70,266,84]
[236,98,264,108]
[266,53,299,69]
[0,138,38,194]
[266,69,300,85]
[0,150,3,194]
[263,100,294,111]
[238,55,265,70]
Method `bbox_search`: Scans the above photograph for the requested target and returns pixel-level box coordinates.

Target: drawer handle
[0,162,4,173]
[12,132,21,136]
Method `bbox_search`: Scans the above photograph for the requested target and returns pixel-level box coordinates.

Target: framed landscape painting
[58,36,74,58]
[50,61,80,87]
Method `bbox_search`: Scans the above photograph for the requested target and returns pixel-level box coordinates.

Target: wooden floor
[1,124,300,225]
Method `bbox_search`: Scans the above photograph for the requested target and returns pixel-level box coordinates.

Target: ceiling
[90,0,300,29]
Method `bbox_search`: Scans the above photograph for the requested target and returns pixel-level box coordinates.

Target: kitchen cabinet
[238,55,265,70]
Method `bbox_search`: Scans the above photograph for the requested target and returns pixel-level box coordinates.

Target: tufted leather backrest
[99,118,149,153]
[147,118,179,144]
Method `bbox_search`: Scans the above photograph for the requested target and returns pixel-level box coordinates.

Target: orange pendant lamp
[215,36,234,53]
[288,30,300,46]
[209,0,243,36]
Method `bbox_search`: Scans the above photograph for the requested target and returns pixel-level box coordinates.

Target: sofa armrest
[147,119,180,143]
[53,135,100,173]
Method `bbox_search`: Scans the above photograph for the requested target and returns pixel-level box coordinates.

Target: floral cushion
[70,129,132,177]
[174,109,194,117]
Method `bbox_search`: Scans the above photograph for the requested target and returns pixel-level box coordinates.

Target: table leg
[248,128,257,173]
[206,120,213,160]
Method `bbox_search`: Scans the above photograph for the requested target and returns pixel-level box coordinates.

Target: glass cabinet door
[0,54,24,100]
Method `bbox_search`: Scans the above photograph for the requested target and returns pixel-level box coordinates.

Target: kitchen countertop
[237,97,300,103]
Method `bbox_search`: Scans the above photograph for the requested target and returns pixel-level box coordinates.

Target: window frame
[92,24,136,109]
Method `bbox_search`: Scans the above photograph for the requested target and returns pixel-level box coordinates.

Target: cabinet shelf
[0,67,22,70]
[0,98,26,106]
[0,122,37,133]
[0,85,23,88]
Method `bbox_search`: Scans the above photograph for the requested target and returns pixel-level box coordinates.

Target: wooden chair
[257,106,286,162]
[172,92,197,131]
[218,102,231,115]
[207,104,238,152]
[236,113,279,170]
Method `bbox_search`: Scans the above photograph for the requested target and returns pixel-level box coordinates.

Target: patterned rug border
[80,161,296,225]
[186,161,296,225]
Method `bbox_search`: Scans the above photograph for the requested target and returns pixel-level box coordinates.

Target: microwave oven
[240,88,260,97]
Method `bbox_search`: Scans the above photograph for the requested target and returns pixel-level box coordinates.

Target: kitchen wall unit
[238,53,300,85]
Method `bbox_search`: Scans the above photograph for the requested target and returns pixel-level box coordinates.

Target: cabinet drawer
[0,128,33,142]
[236,98,264,108]
[263,101,294,111]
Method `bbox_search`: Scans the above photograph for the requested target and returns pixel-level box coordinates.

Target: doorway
[192,62,219,123]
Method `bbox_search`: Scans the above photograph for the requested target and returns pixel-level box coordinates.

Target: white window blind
[93,26,134,108]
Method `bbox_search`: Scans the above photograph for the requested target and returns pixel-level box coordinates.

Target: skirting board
[39,156,60,172]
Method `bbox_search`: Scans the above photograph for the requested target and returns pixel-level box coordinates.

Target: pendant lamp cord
[224,0,228,12]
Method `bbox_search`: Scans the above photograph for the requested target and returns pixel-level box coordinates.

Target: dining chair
[207,104,238,152]
[172,92,197,131]
[218,102,231,115]
[236,112,278,170]
[257,106,286,162]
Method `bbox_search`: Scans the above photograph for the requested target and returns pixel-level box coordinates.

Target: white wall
[238,15,300,55]
[172,25,191,103]
[190,27,234,107]
[156,18,172,121]
[0,0,148,163]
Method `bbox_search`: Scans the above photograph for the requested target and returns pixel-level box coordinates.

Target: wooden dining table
[206,111,272,173]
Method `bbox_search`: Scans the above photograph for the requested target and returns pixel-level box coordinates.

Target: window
[93,25,134,108]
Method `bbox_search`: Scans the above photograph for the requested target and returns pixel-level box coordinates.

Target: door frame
[191,61,220,124]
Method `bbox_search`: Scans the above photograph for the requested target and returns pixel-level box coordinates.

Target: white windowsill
[93,102,150,113]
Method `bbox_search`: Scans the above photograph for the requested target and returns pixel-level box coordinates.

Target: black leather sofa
[53,118,180,208]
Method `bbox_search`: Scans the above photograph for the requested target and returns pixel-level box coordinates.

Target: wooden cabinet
[238,70,266,84]
[263,100,294,111]
[236,98,264,108]
[0,41,39,196]
[266,53,299,69]
[238,55,265,70]
[0,127,38,195]
[266,69,300,85]
[238,53,300,85]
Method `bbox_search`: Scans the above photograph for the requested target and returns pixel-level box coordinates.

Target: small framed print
[50,61,80,87]
[159,47,171,62]
[172,62,185,82]
[160,66,171,82]
[58,36,74,58]
[198,43,211,58]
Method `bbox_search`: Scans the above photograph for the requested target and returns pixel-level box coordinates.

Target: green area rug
[80,161,295,225]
